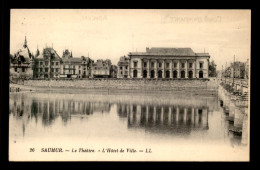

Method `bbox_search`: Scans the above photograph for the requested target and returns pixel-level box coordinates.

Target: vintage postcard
[9,9,250,161]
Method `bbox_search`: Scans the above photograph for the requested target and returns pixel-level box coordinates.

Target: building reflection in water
[117,103,209,135]
[10,94,111,128]
[9,93,248,147]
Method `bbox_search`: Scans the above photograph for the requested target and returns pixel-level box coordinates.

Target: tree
[209,60,217,77]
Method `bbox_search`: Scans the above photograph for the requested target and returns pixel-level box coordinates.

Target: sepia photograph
[8,9,250,161]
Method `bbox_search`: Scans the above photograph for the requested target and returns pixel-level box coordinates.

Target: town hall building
[128,47,210,79]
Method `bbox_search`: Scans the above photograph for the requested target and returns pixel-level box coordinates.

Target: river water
[9,90,249,161]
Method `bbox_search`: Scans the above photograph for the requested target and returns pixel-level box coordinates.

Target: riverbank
[10,78,218,96]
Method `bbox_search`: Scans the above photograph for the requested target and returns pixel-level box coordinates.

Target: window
[125,66,128,69]
[200,63,203,69]
[40,68,43,72]
[56,62,59,66]
[159,63,162,68]
[182,63,185,68]
[189,63,192,68]
[45,61,48,66]
[166,63,169,68]
[174,63,177,68]
[120,67,122,70]
[134,61,137,67]
[40,62,43,66]
[121,71,123,74]
[51,62,54,66]
[51,68,54,72]
[144,62,147,67]
[125,71,128,74]
[45,68,48,72]
[14,67,17,72]
[151,62,154,68]
[79,70,81,74]
[56,68,58,72]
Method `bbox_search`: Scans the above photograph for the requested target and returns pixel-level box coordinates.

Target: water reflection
[9,92,248,147]
[10,94,112,127]
[117,104,209,135]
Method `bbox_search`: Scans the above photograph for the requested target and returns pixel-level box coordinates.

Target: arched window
[188,71,193,79]
[158,70,162,78]
[199,71,203,78]
[133,70,138,78]
[150,70,155,78]
[173,70,178,78]
[143,70,147,78]
[165,70,170,78]
[181,71,185,78]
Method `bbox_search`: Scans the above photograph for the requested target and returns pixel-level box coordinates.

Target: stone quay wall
[21,78,218,91]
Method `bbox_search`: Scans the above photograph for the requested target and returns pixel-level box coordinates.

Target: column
[195,60,197,78]
[140,59,143,78]
[185,60,188,78]
[177,60,181,78]
[193,61,196,78]
[170,60,173,78]
[162,60,165,78]
[184,108,187,124]
[147,59,150,78]
[155,60,158,78]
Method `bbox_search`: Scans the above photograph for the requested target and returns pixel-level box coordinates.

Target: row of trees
[209,60,217,77]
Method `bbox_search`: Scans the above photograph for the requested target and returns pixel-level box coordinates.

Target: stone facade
[91,59,112,78]
[60,49,93,79]
[117,56,130,78]
[33,47,62,79]
[128,47,210,79]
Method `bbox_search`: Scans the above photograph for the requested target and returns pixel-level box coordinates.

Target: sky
[10,9,251,70]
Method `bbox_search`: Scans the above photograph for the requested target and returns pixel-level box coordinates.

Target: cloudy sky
[10,9,251,70]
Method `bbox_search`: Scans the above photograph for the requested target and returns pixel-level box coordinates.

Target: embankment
[10,79,218,95]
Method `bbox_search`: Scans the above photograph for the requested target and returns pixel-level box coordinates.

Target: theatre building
[128,47,210,79]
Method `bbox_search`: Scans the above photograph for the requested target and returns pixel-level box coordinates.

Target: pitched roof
[129,47,196,56]
[129,47,210,57]
[195,53,210,57]
[62,57,82,63]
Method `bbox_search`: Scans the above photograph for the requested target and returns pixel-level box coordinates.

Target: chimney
[146,47,149,52]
